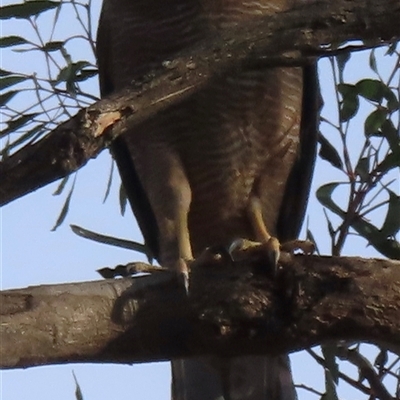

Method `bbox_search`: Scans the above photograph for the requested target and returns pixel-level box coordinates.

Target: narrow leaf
[53,176,70,196]
[1,113,39,137]
[51,175,76,231]
[41,40,64,52]
[70,224,147,253]
[364,108,387,136]
[336,52,351,83]
[369,50,378,74]
[0,1,59,19]
[376,151,400,175]
[7,124,44,151]
[318,134,343,169]
[337,83,359,122]
[355,157,370,181]
[316,183,343,216]
[103,160,114,203]
[0,35,29,47]
[72,371,84,400]
[75,68,98,82]
[0,90,17,106]
[379,119,399,152]
[380,190,400,238]
[317,183,400,259]
[119,183,127,216]
[356,79,386,103]
[0,69,13,76]
[0,75,28,90]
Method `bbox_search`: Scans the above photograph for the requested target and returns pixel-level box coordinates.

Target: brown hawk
[96,0,319,399]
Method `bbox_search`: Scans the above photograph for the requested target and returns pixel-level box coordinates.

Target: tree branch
[1,0,399,206]
[1,252,399,369]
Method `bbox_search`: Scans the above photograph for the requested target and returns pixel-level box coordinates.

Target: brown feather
[96,1,319,399]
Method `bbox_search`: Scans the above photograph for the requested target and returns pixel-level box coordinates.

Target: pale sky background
[1,2,398,400]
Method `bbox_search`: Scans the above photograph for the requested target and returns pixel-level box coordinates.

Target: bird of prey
[96,1,319,399]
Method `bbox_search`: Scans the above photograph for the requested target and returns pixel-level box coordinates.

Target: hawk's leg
[245,195,314,274]
[175,201,193,292]
[248,196,281,273]
[140,148,193,290]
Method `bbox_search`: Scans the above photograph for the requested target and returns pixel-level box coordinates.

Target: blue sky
[1,2,398,399]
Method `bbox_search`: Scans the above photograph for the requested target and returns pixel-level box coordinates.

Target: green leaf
[41,40,64,52]
[356,79,387,103]
[1,113,39,137]
[72,371,84,400]
[7,124,44,151]
[316,183,343,215]
[380,190,400,238]
[53,176,70,196]
[355,157,370,181]
[337,83,359,122]
[103,159,114,203]
[388,42,398,55]
[0,90,17,106]
[119,183,127,216]
[0,75,28,90]
[364,108,388,136]
[376,151,400,175]
[52,175,76,231]
[369,50,378,74]
[0,35,29,47]
[75,68,98,82]
[336,52,351,83]
[318,134,343,170]
[0,1,59,19]
[317,183,400,259]
[0,69,13,76]
[386,90,399,111]
[70,224,147,253]
[378,119,400,152]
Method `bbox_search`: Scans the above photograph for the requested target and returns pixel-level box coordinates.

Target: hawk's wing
[97,10,160,260]
[277,63,320,242]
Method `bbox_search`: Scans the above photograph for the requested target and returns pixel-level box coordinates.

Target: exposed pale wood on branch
[1,0,399,206]
[1,253,400,369]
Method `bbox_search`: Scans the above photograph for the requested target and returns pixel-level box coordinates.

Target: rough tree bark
[1,0,399,206]
[2,252,400,369]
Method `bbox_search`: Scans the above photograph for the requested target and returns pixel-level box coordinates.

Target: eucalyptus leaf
[70,224,147,253]
[0,35,29,47]
[72,371,84,400]
[364,109,387,136]
[0,1,59,19]
[338,83,359,122]
[51,175,76,231]
[1,113,39,137]
[380,190,400,238]
[0,90,17,106]
[119,183,127,216]
[318,134,343,170]
[356,79,387,103]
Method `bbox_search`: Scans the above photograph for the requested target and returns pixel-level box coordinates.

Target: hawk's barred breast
[98,0,303,261]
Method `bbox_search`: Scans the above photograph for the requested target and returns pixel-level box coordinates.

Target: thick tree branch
[1,0,399,206]
[1,253,399,369]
